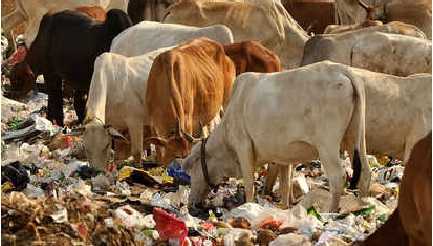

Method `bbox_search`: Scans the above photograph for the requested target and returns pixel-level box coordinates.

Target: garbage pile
[1,93,404,245]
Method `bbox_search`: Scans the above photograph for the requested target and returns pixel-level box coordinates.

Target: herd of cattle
[1,0,432,244]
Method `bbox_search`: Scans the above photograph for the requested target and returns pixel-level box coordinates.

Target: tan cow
[223,40,282,75]
[266,71,431,202]
[145,37,236,165]
[181,61,370,211]
[302,29,432,76]
[355,132,432,246]
[324,21,427,39]
[162,0,309,69]
[1,0,128,47]
[334,0,432,39]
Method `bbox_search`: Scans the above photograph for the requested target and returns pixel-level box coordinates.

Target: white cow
[302,30,432,76]
[162,0,309,69]
[266,70,432,201]
[83,47,171,170]
[110,21,234,56]
[181,61,371,212]
[2,0,128,47]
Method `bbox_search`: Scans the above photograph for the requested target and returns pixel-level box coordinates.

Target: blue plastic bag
[167,161,191,185]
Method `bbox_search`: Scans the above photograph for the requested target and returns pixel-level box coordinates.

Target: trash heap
[1,93,404,245]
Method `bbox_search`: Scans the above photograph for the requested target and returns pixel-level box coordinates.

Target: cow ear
[106,126,128,143]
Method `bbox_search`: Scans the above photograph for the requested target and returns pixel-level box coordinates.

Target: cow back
[223,41,282,75]
[75,6,107,21]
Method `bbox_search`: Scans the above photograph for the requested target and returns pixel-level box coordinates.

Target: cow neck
[275,2,309,68]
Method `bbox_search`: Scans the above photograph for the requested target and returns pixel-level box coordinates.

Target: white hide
[84,46,172,169]
[110,21,234,56]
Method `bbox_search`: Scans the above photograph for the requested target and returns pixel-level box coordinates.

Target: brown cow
[356,132,432,246]
[283,0,336,34]
[145,37,236,165]
[223,40,282,75]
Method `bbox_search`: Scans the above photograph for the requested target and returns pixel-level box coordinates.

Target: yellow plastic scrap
[117,166,135,182]
[118,166,173,184]
[160,172,174,184]
[2,182,15,192]
[377,155,390,166]
[147,167,165,176]
[147,167,173,184]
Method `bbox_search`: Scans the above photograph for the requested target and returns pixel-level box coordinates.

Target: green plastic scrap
[7,117,23,130]
[352,205,375,217]
[307,206,322,221]
[377,213,388,223]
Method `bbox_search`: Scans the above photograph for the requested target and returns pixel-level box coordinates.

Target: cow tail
[104,9,132,41]
[345,71,368,190]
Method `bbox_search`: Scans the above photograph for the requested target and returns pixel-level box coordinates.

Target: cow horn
[357,0,370,10]
[182,131,201,143]
[107,126,129,143]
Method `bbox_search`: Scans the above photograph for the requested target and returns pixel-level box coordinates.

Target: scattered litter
[1,161,30,191]
[0,85,404,245]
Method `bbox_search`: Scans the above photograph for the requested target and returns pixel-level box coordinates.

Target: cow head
[181,130,241,206]
[144,121,198,165]
[82,118,128,171]
[7,61,35,97]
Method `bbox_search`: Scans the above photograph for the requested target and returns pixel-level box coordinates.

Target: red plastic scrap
[200,221,214,231]
[153,207,188,245]
[259,219,282,231]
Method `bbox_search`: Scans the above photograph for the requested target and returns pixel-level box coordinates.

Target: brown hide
[223,40,282,75]
[357,208,408,246]
[75,6,107,21]
[399,132,432,246]
[283,0,336,34]
[145,37,236,165]
[358,132,432,246]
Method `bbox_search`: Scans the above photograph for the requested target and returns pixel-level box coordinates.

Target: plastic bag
[153,207,188,245]
[1,161,30,191]
[269,233,311,246]
[114,205,147,229]
[118,166,159,187]
[228,203,274,228]
[167,161,191,184]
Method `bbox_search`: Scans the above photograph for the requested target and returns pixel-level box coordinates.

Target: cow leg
[279,165,290,207]
[46,74,64,126]
[238,141,256,203]
[73,90,87,123]
[289,164,296,204]
[127,121,143,163]
[319,146,345,212]
[264,163,279,194]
